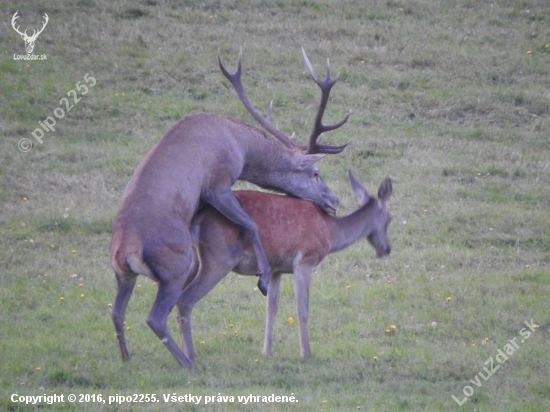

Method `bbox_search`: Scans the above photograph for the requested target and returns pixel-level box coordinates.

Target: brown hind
[178,171,392,364]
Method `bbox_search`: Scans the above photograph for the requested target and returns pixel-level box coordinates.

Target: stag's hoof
[257,277,268,297]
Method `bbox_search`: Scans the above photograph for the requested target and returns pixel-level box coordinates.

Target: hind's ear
[349,169,371,205]
[378,177,392,203]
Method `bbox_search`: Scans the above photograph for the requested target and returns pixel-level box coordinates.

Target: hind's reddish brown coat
[179,173,392,363]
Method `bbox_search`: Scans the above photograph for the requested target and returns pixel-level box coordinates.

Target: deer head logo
[11,11,49,55]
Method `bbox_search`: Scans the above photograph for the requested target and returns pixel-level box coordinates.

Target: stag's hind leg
[112,272,137,361]
[177,237,243,364]
[144,243,195,369]
[177,266,232,364]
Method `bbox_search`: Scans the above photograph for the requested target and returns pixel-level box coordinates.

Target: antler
[219,49,351,154]
[301,47,351,155]
[218,49,298,150]
[11,11,49,40]
[30,13,49,40]
[11,11,25,37]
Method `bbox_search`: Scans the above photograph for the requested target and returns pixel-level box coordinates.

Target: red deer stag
[110,48,350,368]
[178,171,392,363]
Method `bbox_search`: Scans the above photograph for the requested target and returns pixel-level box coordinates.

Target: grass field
[1,0,549,410]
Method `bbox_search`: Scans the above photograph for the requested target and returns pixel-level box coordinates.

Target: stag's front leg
[202,189,271,295]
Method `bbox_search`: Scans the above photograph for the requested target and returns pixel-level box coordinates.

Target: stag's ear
[348,169,371,205]
[378,177,392,203]
[294,154,325,170]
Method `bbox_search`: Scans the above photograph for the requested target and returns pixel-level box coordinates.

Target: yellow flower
[44,274,48,277]
[288,317,294,323]
[471,343,476,347]
[545,44,549,49]
[527,50,532,54]
[484,337,489,341]
[71,249,76,254]
[23,197,28,201]
[35,367,41,371]
[29,239,34,243]
[209,15,213,19]
[477,172,481,176]
[79,283,83,287]
[391,325,396,329]
[525,264,530,268]
[80,294,85,298]
[385,329,391,334]
[254,358,259,362]
[373,356,378,360]
[126,326,131,331]
[322,400,327,404]
[200,340,205,344]
[446,297,452,301]
[50,244,55,248]
[60,297,64,301]
[345,284,351,289]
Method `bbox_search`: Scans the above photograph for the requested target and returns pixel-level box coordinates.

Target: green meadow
[1,0,549,410]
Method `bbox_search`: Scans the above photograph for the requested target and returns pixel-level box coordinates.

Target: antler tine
[11,11,25,36]
[34,13,49,38]
[218,49,297,150]
[301,47,351,155]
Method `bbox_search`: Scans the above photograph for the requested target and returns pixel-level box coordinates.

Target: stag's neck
[239,129,292,187]
[328,201,375,254]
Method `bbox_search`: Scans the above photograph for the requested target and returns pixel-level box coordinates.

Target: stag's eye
[313,170,320,180]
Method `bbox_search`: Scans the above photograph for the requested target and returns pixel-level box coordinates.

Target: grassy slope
[1,0,549,410]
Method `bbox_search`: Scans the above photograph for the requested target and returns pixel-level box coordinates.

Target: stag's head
[219,48,352,216]
[266,150,339,216]
[348,170,393,256]
[11,11,49,54]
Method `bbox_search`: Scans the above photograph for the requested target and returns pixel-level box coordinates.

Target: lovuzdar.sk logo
[11,10,49,60]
